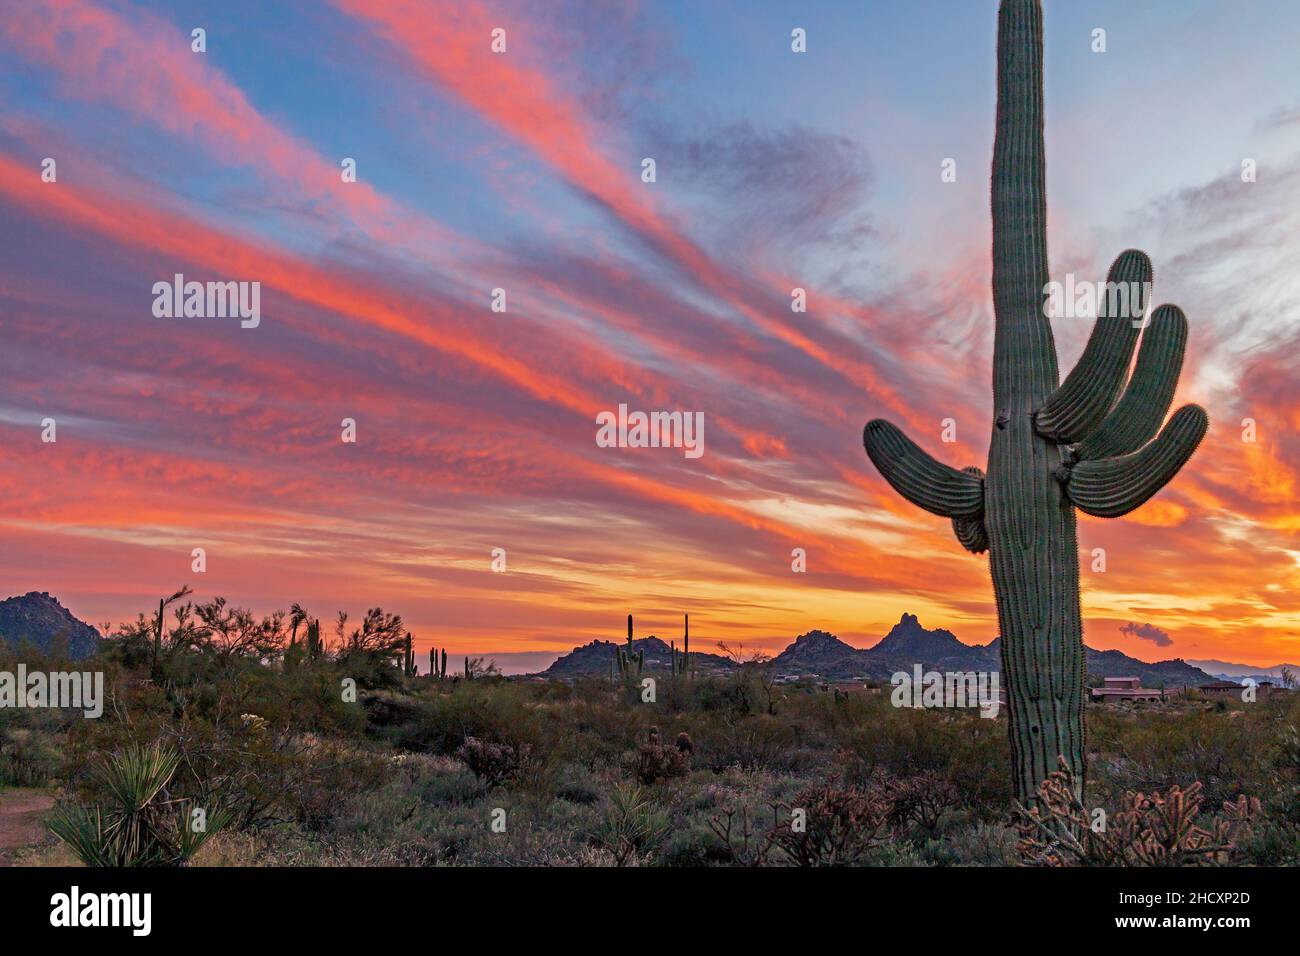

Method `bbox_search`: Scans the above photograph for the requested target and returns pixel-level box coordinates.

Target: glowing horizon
[1,1,1297,669]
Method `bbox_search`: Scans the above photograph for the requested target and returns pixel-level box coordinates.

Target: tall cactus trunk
[862,0,1207,809]
[987,0,1084,803]
[150,597,164,681]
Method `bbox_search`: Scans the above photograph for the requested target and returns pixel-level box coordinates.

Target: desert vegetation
[1,592,1298,867]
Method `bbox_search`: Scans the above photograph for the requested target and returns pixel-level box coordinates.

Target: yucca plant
[591,782,670,866]
[48,740,231,867]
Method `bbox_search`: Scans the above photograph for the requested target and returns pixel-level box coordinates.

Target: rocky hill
[0,591,101,660]
[542,635,733,677]
[539,612,1215,688]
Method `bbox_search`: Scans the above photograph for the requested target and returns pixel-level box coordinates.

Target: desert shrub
[551,762,601,805]
[393,683,545,757]
[0,727,62,787]
[554,694,646,769]
[456,735,533,787]
[1088,704,1274,807]
[886,770,962,835]
[694,714,812,773]
[770,782,892,866]
[916,820,1018,866]
[407,754,489,806]
[839,707,1010,814]
[660,817,732,866]
[626,727,692,784]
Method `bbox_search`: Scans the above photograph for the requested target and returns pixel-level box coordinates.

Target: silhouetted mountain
[541,635,732,677]
[771,629,861,673]
[1187,659,1300,684]
[870,613,967,659]
[1080,647,1214,687]
[0,592,100,660]
[537,612,1216,687]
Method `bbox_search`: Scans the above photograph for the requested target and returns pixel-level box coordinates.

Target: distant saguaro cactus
[862,0,1207,806]
[616,613,644,680]
[305,618,323,661]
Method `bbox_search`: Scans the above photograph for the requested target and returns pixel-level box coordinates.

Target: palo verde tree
[862,0,1207,805]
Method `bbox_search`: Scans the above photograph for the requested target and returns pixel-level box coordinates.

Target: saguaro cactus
[302,618,320,661]
[862,0,1207,805]
[616,613,644,680]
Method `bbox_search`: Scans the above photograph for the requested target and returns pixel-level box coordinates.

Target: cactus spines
[861,0,1207,807]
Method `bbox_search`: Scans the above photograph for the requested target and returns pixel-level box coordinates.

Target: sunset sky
[1,0,1297,671]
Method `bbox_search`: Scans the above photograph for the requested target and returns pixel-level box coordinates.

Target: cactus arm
[1034,250,1151,442]
[1066,404,1208,517]
[863,419,984,518]
[1075,304,1188,461]
[951,466,989,553]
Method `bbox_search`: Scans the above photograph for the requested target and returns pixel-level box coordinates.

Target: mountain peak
[871,613,965,658]
[772,629,859,669]
[0,591,101,659]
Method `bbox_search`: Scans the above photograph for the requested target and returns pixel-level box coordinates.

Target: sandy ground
[0,788,56,865]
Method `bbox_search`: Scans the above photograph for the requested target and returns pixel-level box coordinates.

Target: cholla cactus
[1015,758,1259,866]
[862,0,1207,805]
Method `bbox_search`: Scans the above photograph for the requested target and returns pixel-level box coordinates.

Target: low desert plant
[627,727,692,784]
[47,740,231,867]
[456,735,532,787]
[1015,757,1259,866]
[771,781,892,866]
[589,782,670,866]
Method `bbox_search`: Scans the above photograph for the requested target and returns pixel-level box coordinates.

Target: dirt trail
[0,788,55,863]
